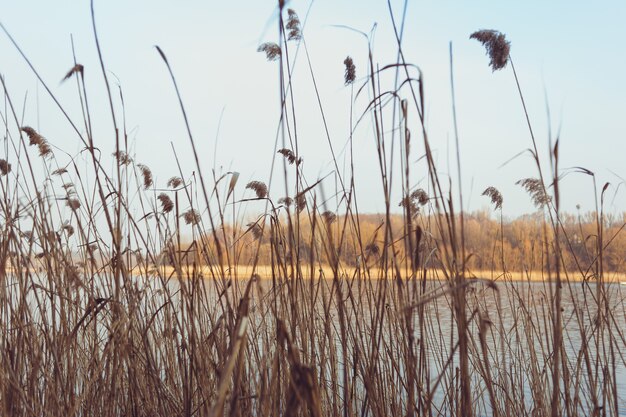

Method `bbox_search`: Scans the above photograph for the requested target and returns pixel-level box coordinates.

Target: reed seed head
[400,189,428,219]
[67,198,81,211]
[295,192,306,213]
[482,186,503,210]
[21,126,52,157]
[344,56,356,85]
[182,209,201,225]
[138,164,153,189]
[37,142,52,158]
[399,196,418,218]
[62,223,75,237]
[167,176,183,189]
[20,126,44,146]
[278,196,293,207]
[516,178,551,208]
[46,230,59,244]
[62,64,84,83]
[365,242,380,257]
[113,151,132,166]
[278,148,302,165]
[470,29,510,71]
[411,189,429,206]
[52,168,68,176]
[257,42,281,61]
[286,9,301,41]
[0,159,11,176]
[322,211,336,225]
[157,193,174,213]
[247,222,263,240]
[246,181,268,199]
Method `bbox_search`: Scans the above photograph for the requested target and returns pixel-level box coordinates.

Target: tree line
[168,210,625,275]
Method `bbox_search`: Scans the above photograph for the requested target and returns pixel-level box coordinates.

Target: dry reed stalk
[0,6,620,417]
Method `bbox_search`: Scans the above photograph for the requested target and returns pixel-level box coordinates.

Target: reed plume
[247,222,263,240]
[516,178,551,208]
[0,160,11,176]
[278,196,293,207]
[137,164,153,189]
[322,211,336,225]
[257,42,281,61]
[399,196,418,219]
[38,142,52,157]
[400,189,428,218]
[365,242,380,257]
[21,126,52,157]
[411,188,429,206]
[295,192,306,213]
[470,29,511,71]
[157,193,174,213]
[482,186,503,210]
[20,126,44,145]
[286,9,301,41]
[246,181,268,199]
[61,64,84,83]
[182,209,201,225]
[61,223,75,237]
[66,198,81,211]
[113,150,132,166]
[167,176,183,188]
[278,148,302,165]
[344,56,356,85]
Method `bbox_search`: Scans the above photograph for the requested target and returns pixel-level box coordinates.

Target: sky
[1,0,625,220]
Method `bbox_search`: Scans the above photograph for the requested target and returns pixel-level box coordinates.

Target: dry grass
[0,4,623,417]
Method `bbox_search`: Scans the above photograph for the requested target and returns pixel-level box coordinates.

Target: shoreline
[133,265,626,284]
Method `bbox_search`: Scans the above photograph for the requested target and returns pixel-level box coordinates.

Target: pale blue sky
[1,1,625,218]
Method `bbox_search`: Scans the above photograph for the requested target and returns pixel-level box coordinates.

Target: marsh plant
[0,3,624,417]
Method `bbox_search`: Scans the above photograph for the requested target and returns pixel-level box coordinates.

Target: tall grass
[0,2,624,416]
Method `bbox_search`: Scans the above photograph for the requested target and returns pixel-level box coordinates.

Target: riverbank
[137,264,626,283]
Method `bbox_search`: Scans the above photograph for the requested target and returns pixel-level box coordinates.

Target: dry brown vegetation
[165,211,626,280]
[0,3,624,417]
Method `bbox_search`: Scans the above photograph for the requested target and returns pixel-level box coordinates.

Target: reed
[0,2,623,416]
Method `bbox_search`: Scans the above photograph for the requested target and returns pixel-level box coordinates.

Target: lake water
[4,272,626,416]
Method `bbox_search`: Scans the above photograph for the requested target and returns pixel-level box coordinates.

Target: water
[3,272,625,416]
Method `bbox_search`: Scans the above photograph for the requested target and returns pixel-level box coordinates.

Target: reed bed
[0,2,624,416]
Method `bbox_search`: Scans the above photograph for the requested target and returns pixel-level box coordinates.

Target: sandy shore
[134,264,626,283]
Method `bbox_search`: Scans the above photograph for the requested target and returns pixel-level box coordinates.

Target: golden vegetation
[174,211,624,279]
[0,4,622,417]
